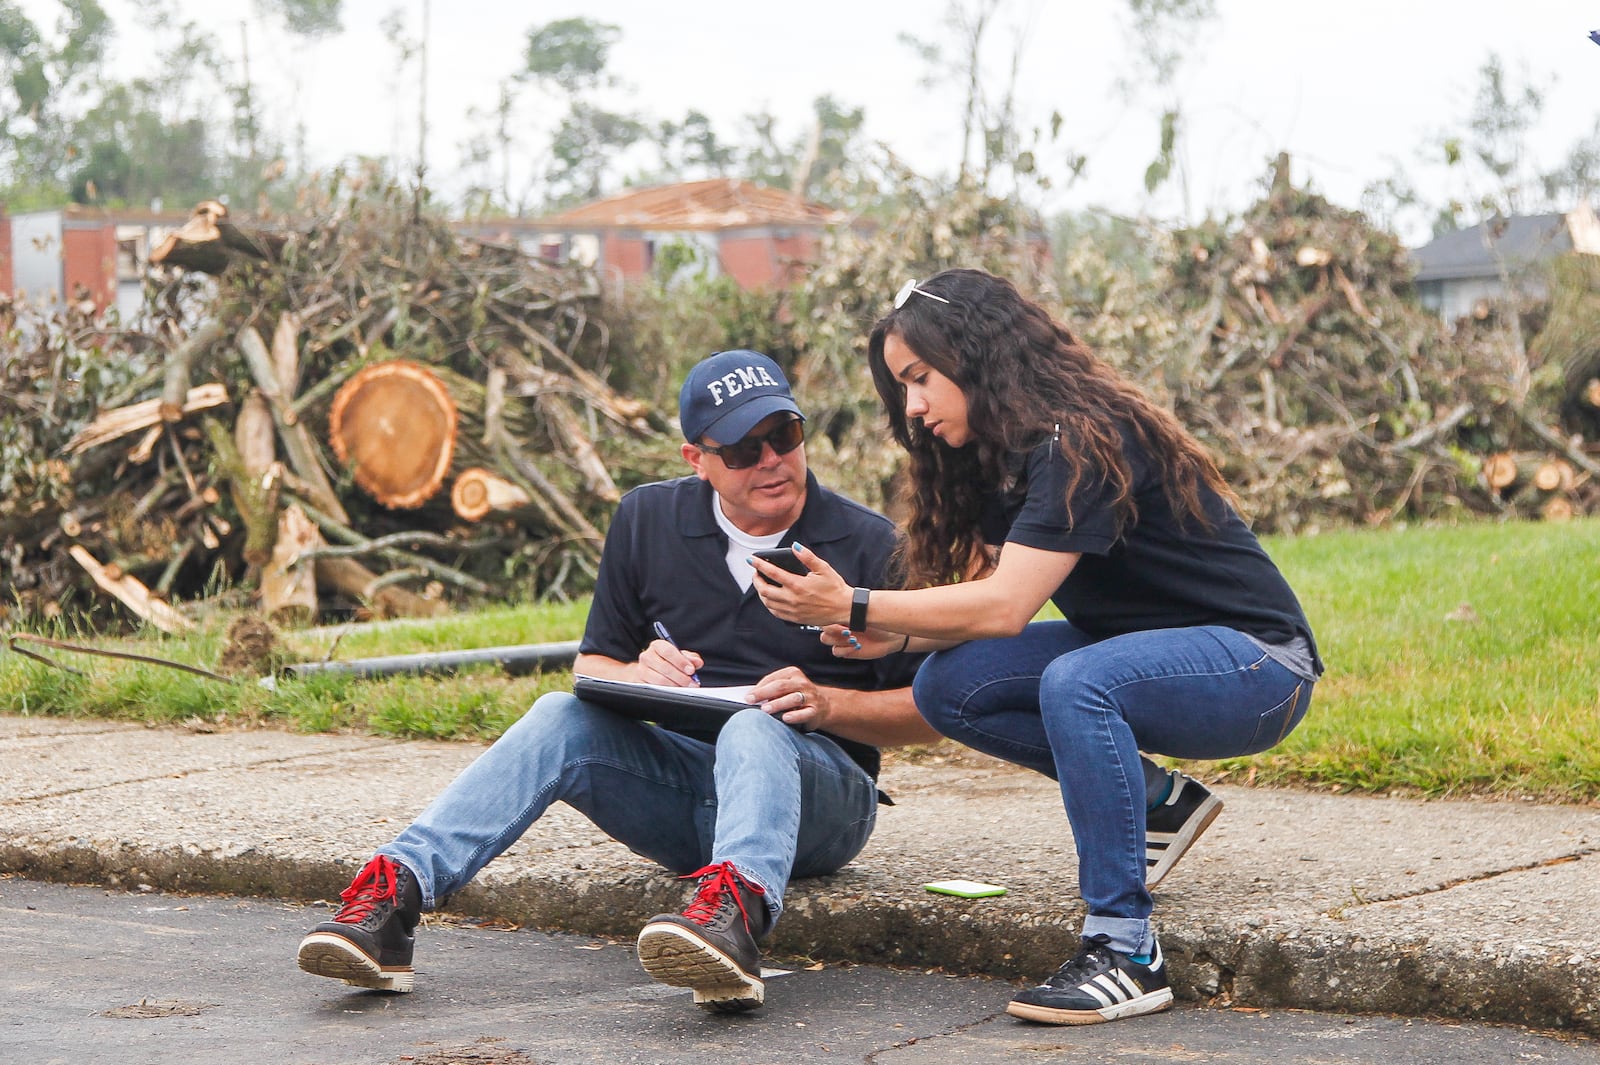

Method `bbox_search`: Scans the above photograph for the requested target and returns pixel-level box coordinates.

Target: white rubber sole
[1006,986,1173,1025]
[636,923,763,1012]
[297,932,415,993]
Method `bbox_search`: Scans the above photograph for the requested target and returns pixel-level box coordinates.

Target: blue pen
[652,621,701,685]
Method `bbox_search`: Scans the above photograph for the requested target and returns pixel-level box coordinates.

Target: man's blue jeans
[380,694,879,923]
[913,621,1312,955]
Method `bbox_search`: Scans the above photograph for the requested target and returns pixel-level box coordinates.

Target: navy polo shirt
[980,434,1322,674]
[580,470,922,777]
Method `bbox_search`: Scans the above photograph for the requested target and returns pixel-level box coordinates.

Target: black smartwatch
[850,587,870,631]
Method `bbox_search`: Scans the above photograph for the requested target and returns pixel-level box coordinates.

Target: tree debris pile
[4,164,1596,634]
[1131,169,1599,531]
[1,179,675,630]
[741,162,1596,533]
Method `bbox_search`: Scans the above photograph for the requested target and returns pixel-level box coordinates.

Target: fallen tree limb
[262,503,320,626]
[69,545,194,633]
[239,324,349,523]
[1515,406,1600,479]
[159,321,224,422]
[65,383,230,454]
[288,494,494,595]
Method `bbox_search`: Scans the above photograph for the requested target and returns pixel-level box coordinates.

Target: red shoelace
[333,855,401,923]
[679,862,763,928]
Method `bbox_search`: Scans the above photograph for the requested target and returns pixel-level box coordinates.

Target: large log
[1481,452,1521,492]
[328,360,459,509]
[1534,459,1576,494]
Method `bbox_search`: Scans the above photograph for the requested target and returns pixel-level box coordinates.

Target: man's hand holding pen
[640,621,704,687]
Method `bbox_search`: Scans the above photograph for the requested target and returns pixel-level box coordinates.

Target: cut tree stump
[1482,452,1520,492]
[328,360,458,509]
[451,467,533,522]
[1534,459,1576,494]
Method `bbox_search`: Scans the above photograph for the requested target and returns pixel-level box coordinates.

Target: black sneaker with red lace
[636,861,771,1012]
[297,854,422,992]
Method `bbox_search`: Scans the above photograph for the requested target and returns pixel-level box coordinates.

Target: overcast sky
[33,0,1600,241]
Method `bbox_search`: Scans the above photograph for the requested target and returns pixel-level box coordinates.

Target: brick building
[0,204,192,319]
[460,178,845,292]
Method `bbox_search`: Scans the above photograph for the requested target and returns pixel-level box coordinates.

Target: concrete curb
[2,715,1596,1035]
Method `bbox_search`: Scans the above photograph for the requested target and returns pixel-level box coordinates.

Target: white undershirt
[711,493,787,593]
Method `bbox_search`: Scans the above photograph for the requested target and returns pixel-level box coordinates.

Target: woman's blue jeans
[380,694,879,923]
[913,621,1312,955]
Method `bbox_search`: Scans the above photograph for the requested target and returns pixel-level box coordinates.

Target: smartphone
[752,546,808,585]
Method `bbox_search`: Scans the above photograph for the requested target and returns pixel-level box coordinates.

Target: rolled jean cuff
[1082,915,1153,957]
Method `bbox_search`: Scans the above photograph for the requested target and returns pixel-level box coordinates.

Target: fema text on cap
[705,364,782,407]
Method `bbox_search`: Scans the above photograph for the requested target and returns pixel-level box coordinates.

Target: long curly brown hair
[867,268,1236,588]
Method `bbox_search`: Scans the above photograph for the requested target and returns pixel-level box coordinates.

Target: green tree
[1542,121,1600,207]
[70,83,216,205]
[1117,0,1216,212]
[652,109,736,180]
[897,0,1067,203]
[1369,53,1565,242]
[253,0,342,37]
[523,16,616,94]
[520,16,643,210]
[0,0,110,197]
[545,102,646,207]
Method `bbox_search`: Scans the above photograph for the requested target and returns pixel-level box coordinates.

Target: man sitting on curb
[297,349,937,1012]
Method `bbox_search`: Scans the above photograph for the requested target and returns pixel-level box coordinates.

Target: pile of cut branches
[1,175,675,632]
[1136,163,1599,531]
[611,160,1598,533]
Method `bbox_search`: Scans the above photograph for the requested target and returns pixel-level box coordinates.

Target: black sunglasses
[698,417,805,470]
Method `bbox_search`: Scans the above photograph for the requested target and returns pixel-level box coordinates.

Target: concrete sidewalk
[1,713,1596,1035]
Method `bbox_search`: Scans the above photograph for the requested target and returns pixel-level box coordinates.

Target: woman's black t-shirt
[978,433,1322,676]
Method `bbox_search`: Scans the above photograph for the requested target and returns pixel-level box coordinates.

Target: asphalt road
[3,877,1596,1065]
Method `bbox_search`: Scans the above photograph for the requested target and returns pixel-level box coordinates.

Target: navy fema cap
[679,349,805,444]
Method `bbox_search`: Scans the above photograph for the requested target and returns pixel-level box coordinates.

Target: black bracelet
[897,633,910,653]
[850,587,870,631]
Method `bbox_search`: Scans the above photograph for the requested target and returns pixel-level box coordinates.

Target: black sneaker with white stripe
[1007,934,1173,1025]
[1145,772,1223,888]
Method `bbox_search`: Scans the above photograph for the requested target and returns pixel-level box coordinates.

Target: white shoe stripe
[1091,973,1130,1003]
[1080,979,1116,1007]
[1113,970,1143,997]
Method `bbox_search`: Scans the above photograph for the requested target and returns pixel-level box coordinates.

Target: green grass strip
[2,519,1596,799]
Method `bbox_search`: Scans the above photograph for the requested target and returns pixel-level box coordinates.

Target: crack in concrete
[0,742,402,805]
[862,1010,1010,1064]
[1330,847,1597,915]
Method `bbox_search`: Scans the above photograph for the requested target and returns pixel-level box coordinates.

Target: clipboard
[572,674,759,732]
